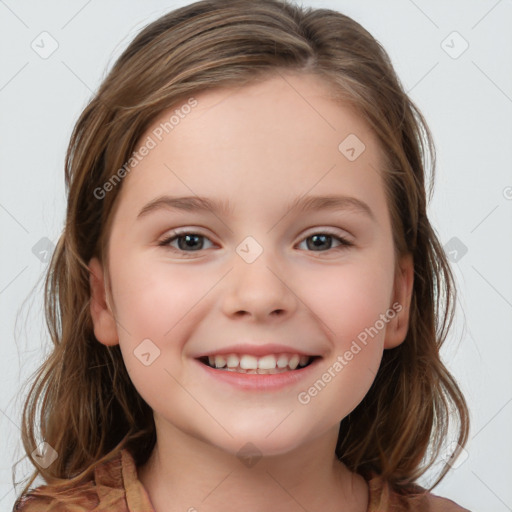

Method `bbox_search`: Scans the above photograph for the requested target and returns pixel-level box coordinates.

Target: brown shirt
[15,449,471,511]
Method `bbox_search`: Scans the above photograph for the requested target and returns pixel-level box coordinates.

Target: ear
[384,252,414,349]
[88,257,119,346]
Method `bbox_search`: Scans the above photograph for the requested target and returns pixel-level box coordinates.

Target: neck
[137,419,368,512]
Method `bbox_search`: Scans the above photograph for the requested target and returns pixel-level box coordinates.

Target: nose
[221,246,298,322]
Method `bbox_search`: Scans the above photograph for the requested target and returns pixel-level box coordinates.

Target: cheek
[304,257,395,341]
[295,258,394,411]
[108,241,396,434]
[109,255,206,341]
[108,254,218,387]
[108,257,201,412]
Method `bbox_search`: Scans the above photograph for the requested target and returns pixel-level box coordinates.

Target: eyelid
[299,226,353,241]
[158,227,215,245]
[158,226,355,255]
[296,229,355,252]
[159,226,352,241]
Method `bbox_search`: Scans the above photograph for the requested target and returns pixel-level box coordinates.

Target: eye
[158,229,353,256]
[158,231,214,254]
[296,231,354,253]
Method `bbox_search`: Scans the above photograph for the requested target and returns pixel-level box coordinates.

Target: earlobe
[88,257,119,346]
[384,253,414,349]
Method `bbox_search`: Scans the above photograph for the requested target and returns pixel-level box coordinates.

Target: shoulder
[13,450,132,512]
[366,473,471,512]
[422,491,472,511]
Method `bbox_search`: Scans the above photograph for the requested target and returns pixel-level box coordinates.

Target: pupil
[178,234,332,252]
[308,234,331,251]
[179,234,202,251]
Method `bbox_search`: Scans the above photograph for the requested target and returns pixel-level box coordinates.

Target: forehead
[152,72,377,157]
[114,72,387,220]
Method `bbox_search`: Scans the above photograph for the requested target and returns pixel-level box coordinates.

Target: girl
[13,0,471,510]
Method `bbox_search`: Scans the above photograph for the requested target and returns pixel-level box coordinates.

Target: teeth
[226,354,239,368]
[203,353,313,372]
[240,354,258,370]
[258,355,277,370]
[276,355,288,368]
[288,355,299,370]
[214,355,226,368]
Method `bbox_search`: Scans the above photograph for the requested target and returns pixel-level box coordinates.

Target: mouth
[196,353,321,374]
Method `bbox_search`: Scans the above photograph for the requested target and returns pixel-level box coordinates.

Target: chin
[221,440,302,462]
[208,425,312,460]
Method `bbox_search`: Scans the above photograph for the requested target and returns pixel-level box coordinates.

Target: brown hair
[13,0,469,507]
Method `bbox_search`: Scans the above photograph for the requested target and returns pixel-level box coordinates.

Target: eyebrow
[137,194,375,221]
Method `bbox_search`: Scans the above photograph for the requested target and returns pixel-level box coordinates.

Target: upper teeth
[207,353,310,370]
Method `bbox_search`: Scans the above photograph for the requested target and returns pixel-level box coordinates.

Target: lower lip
[193,358,321,391]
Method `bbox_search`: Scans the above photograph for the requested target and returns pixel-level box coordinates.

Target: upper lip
[194,343,322,358]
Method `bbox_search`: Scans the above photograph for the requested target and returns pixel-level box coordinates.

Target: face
[89,72,413,457]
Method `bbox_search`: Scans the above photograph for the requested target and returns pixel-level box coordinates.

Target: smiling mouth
[197,353,320,374]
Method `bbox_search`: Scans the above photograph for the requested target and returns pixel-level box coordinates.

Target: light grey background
[1,1,511,510]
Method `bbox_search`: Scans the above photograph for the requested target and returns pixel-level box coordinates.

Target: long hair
[14,0,469,506]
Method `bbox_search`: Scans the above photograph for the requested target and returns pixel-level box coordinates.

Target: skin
[89,72,414,512]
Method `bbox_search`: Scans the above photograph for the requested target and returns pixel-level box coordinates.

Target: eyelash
[158,229,354,256]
